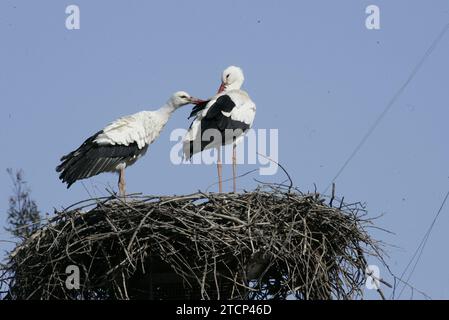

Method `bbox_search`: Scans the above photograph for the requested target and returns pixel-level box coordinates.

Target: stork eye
[180,95,187,99]
[226,74,230,79]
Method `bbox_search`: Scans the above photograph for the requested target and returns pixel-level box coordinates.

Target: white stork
[57,91,203,196]
[183,66,256,193]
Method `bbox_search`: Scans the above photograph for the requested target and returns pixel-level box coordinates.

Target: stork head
[218,66,245,93]
[170,91,204,108]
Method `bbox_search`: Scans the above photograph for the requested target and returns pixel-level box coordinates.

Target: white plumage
[57,91,202,196]
[218,90,256,126]
[95,110,172,149]
[184,90,256,153]
[183,66,256,192]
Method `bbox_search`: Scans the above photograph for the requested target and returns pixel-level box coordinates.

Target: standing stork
[183,66,256,193]
[57,91,203,196]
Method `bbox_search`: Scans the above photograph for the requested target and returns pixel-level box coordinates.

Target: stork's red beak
[190,97,206,105]
[217,82,226,94]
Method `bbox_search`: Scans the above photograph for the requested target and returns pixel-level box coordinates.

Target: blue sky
[1,0,449,299]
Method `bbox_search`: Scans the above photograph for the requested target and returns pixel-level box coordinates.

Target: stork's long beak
[190,97,206,105]
[217,82,226,94]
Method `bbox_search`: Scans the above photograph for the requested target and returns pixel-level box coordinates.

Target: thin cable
[323,22,449,194]
[396,188,449,298]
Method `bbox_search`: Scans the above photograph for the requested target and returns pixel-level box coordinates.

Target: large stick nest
[1,185,383,300]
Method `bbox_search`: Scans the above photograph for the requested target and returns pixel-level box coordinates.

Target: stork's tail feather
[56,154,100,188]
[56,131,106,188]
[56,131,146,188]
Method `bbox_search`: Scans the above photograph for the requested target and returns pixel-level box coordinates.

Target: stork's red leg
[118,168,126,199]
[232,142,237,193]
[217,148,223,193]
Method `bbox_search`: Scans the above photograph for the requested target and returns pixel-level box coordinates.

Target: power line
[396,188,449,299]
[323,22,449,194]
[388,270,432,300]
[365,238,433,299]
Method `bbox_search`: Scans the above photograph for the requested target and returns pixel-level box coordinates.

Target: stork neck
[158,102,177,115]
[225,80,244,92]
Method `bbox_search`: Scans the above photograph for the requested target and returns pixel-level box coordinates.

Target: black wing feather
[56,131,146,188]
[188,100,210,119]
[187,95,250,158]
